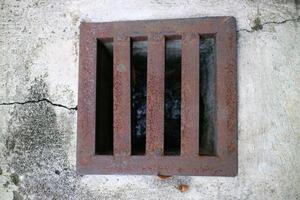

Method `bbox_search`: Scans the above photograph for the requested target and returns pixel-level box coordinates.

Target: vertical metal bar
[146,34,165,156]
[215,17,237,159]
[113,36,131,156]
[77,25,97,167]
[181,33,199,156]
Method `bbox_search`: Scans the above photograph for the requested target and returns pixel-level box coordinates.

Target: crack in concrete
[238,16,300,33]
[0,98,77,111]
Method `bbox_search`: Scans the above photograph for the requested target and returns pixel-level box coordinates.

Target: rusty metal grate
[77,17,237,176]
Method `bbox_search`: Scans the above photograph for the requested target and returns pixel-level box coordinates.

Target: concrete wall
[0,0,299,199]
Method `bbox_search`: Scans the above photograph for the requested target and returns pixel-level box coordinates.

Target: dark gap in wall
[131,38,147,155]
[199,36,216,156]
[95,39,113,155]
[164,37,181,155]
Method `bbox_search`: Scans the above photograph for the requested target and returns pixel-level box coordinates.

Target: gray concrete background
[0,0,299,199]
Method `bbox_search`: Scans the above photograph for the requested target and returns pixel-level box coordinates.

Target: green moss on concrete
[10,173,20,186]
[252,17,263,31]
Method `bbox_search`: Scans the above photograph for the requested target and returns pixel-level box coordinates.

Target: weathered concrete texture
[0,0,299,199]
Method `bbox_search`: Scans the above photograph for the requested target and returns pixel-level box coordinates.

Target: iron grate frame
[77,17,237,176]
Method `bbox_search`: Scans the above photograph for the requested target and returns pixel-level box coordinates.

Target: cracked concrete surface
[238,16,300,32]
[0,0,299,200]
[0,99,77,111]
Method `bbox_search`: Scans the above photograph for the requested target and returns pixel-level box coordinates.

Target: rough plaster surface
[0,0,299,199]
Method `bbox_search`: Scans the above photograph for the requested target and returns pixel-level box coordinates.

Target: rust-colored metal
[113,36,131,156]
[146,34,165,156]
[77,17,237,176]
[178,184,189,192]
[158,174,172,180]
[181,33,199,157]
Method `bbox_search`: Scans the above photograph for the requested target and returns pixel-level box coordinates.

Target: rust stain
[158,174,172,180]
[178,184,189,192]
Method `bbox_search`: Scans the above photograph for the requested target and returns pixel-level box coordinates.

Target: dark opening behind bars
[95,39,113,155]
[95,36,216,156]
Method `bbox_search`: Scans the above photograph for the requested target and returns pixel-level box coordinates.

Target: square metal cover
[77,17,237,176]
